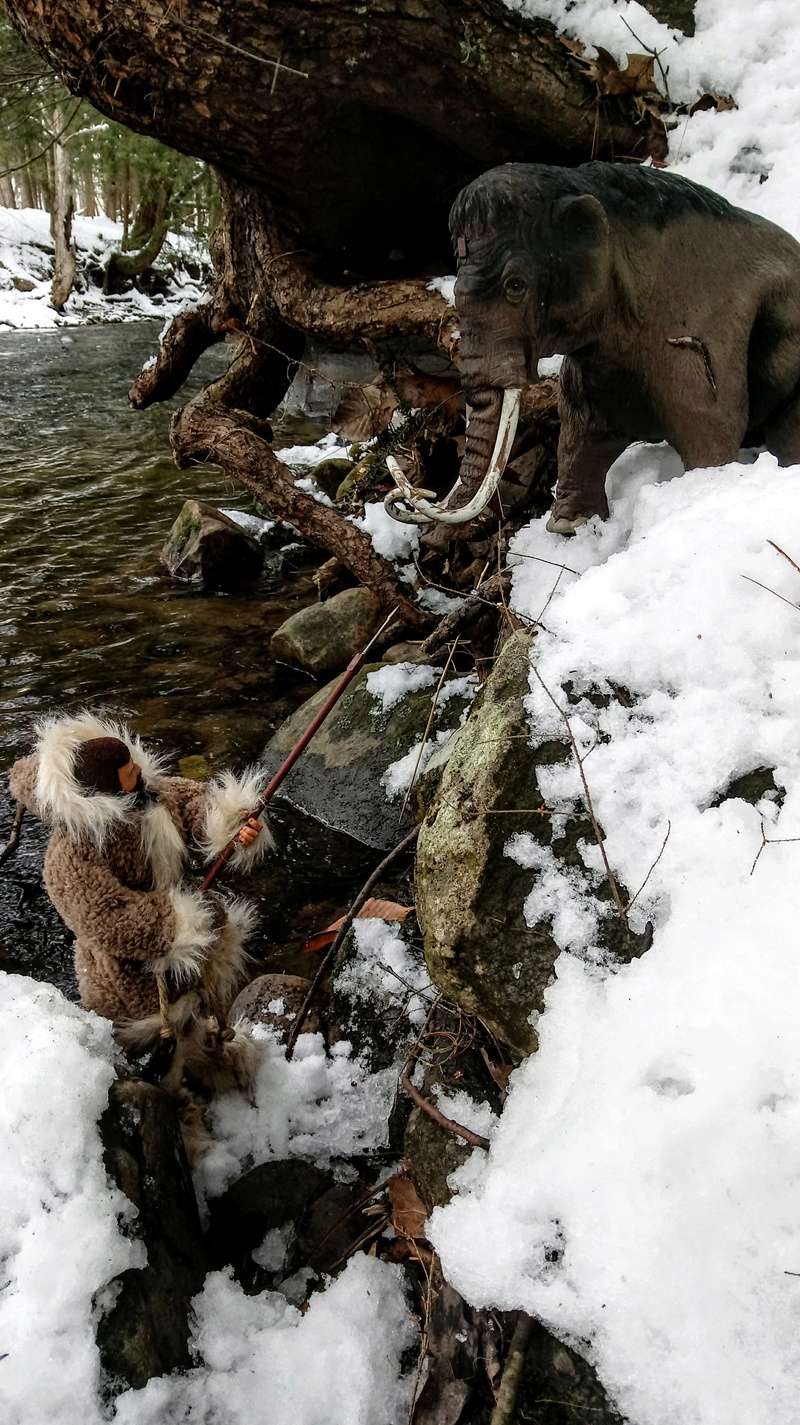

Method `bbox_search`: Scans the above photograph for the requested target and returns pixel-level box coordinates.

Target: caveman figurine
[8,712,271,1074]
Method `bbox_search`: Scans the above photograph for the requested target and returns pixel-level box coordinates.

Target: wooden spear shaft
[200,606,398,891]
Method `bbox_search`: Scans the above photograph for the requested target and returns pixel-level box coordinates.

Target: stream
[0,321,329,989]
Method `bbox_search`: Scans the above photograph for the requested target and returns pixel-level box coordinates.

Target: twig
[626,820,671,912]
[750,816,800,876]
[768,540,800,577]
[0,804,24,869]
[400,1029,490,1150]
[285,825,420,1058]
[398,640,459,821]
[741,574,800,616]
[532,668,627,923]
[490,1313,535,1425]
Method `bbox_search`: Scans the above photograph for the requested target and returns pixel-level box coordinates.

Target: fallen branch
[285,825,421,1059]
[420,571,512,656]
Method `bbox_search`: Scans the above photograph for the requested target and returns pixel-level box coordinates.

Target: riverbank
[0,208,209,329]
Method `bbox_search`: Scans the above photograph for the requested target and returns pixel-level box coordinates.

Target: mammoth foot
[545,512,590,537]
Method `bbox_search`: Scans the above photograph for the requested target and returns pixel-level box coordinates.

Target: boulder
[207,1159,331,1287]
[329,918,425,1071]
[260,660,476,852]
[416,631,648,1055]
[229,972,321,1038]
[160,499,263,587]
[96,1078,209,1393]
[269,586,382,676]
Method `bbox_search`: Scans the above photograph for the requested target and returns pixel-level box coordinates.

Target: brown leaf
[332,381,398,440]
[687,91,737,115]
[588,47,657,97]
[388,1173,429,1241]
[302,898,414,953]
[393,371,462,416]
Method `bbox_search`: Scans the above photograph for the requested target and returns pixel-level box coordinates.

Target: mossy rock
[416,630,648,1055]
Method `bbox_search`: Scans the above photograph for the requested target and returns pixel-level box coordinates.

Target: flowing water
[0,321,329,988]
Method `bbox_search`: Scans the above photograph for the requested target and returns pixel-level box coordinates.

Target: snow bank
[367,661,439,710]
[0,207,207,330]
[0,974,141,1425]
[505,0,800,235]
[430,452,800,1425]
[114,1255,417,1425]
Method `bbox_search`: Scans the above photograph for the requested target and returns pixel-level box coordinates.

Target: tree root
[170,395,430,627]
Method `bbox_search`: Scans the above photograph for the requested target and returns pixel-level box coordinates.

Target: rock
[270,586,382,676]
[11,275,36,292]
[207,1159,331,1287]
[382,641,430,664]
[416,630,648,1055]
[329,918,424,1071]
[160,499,263,587]
[308,455,353,500]
[644,0,695,35]
[261,660,476,851]
[96,1078,209,1394]
[230,972,321,1038]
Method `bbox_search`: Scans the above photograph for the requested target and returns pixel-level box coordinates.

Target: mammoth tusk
[383,388,521,526]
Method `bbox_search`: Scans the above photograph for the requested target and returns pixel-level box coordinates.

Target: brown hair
[73,737,131,796]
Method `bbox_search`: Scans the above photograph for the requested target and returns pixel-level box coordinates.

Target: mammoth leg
[762,385,800,466]
[547,410,628,535]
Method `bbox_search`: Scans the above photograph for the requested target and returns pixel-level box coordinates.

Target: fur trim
[150,888,216,984]
[199,767,275,870]
[138,800,188,890]
[33,710,169,848]
[115,989,201,1051]
[209,896,257,1007]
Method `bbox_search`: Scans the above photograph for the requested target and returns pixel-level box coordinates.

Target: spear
[200,606,399,891]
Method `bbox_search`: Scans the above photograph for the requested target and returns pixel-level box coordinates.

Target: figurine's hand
[237,815,263,848]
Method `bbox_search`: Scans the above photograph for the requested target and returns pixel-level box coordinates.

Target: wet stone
[270,586,382,677]
[160,499,263,587]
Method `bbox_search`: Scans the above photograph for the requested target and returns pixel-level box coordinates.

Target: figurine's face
[117,758,142,794]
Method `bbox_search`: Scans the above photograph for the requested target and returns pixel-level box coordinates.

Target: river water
[0,321,328,988]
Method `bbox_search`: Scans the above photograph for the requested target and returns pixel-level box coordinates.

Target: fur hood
[33,710,169,850]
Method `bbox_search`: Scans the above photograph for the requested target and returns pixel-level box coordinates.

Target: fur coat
[9,713,272,1047]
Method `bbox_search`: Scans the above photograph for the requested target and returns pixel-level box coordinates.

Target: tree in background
[0,12,217,308]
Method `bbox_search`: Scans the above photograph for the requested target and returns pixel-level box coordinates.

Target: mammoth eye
[503,275,527,303]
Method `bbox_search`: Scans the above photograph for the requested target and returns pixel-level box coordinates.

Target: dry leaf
[388,1173,429,1241]
[332,381,398,440]
[586,46,657,98]
[303,898,414,953]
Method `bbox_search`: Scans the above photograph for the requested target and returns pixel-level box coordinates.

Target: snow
[0,207,207,331]
[381,727,454,800]
[366,661,439,710]
[427,275,456,305]
[114,1256,417,1425]
[430,452,800,1425]
[354,500,421,562]
[195,1028,399,1203]
[0,975,141,1425]
[277,432,350,468]
[336,917,431,1028]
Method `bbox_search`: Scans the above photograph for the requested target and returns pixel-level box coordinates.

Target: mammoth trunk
[456,387,521,511]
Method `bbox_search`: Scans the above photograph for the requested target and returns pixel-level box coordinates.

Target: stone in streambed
[160,499,263,587]
[270,586,382,676]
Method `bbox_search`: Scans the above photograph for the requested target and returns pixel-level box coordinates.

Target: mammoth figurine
[386,161,800,534]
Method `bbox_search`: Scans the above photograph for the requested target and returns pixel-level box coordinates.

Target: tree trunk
[5,0,667,600]
[16,160,34,210]
[0,175,16,208]
[104,179,171,293]
[49,107,77,312]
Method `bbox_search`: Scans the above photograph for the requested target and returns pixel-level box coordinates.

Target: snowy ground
[0,208,208,330]
[426,6,800,1417]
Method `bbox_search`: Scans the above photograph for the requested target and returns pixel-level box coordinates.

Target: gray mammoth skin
[449,161,800,534]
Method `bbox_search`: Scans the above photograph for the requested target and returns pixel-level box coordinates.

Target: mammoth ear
[553,193,609,247]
